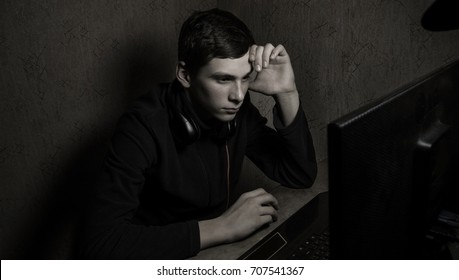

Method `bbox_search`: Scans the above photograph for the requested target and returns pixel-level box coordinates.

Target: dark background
[1,0,459,259]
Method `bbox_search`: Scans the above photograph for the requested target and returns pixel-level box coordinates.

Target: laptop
[238,191,329,260]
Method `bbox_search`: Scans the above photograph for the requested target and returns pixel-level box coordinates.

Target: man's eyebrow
[210,68,253,79]
[210,73,237,79]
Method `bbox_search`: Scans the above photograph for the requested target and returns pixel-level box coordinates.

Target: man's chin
[215,113,237,122]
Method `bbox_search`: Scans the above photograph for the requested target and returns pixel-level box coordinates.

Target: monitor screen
[328,60,459,259]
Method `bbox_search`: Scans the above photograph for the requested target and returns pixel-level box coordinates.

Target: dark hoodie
[81,80,317,259]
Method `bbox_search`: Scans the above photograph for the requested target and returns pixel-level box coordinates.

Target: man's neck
[185,91,222,130]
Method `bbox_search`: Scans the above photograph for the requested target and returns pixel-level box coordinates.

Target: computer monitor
[328,60,459,259]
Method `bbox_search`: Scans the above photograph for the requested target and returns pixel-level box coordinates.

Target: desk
[191,160,328,260]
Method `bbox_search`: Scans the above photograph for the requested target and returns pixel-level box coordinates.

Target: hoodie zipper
[225,139,230,209]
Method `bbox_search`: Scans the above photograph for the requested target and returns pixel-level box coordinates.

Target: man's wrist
[273,89,300,127]
[198,217,231,250]
[273,89,298,104]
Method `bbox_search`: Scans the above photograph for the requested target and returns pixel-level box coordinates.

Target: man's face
[188,51,252,122]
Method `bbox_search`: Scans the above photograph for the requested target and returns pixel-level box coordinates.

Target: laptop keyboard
[289,230,330,260]
[238,192,329,260]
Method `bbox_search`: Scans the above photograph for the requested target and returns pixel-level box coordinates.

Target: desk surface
[191,160,328,260]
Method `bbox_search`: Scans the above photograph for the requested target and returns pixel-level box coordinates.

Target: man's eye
[217,78,230,83]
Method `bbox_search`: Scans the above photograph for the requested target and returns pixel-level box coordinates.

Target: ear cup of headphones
[166,80,238,145]
[175,111,201,145]
[166,81,201,146]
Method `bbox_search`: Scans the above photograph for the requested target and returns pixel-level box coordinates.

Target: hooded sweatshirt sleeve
[245,100,317,188]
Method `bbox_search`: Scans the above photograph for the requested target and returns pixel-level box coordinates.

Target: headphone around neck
[166,81,237,146]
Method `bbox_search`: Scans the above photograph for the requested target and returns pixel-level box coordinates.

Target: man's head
[176,9,255,122]
[177,8,255,75]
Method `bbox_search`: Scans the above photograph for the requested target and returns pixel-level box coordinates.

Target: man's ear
[176,61,191,88]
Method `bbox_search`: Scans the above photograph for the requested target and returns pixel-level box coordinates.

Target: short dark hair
[178,8,255,74]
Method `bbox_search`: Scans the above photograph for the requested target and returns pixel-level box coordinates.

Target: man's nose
[229,82,245,103]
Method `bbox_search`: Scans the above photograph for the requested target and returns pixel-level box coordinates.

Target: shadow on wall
[20,142,107,259]
[122,38,177,98]
[17,38,176,259]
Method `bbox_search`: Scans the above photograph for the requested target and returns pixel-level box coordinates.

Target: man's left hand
[248,43,297,97]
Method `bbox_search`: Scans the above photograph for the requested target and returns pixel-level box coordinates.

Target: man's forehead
[202,52,252,76]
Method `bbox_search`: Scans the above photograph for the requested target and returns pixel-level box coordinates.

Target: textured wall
[220,0,459,161]
[0,0,218,259]
[1,0,459,259]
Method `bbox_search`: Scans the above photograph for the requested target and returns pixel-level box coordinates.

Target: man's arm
[248,44,299,127]
[246,43,317,188]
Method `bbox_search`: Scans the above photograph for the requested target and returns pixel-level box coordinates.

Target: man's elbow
[298,163,318,188]
[284,160,318,189]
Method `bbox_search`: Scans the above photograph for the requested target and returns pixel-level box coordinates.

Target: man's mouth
[223,107,240,114]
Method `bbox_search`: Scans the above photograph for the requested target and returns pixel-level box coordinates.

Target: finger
[254,45,264,72]
[270,44,287,60]
[249,44,258,62]
[258,214,274,225]
[260,205,278,222]
[239,188,267,201]
[262,43,275,68]
[255,193,279,210]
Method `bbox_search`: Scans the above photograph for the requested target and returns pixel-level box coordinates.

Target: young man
[81,8,317,259]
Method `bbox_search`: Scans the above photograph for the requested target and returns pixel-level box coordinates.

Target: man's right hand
[199,188,278,250]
